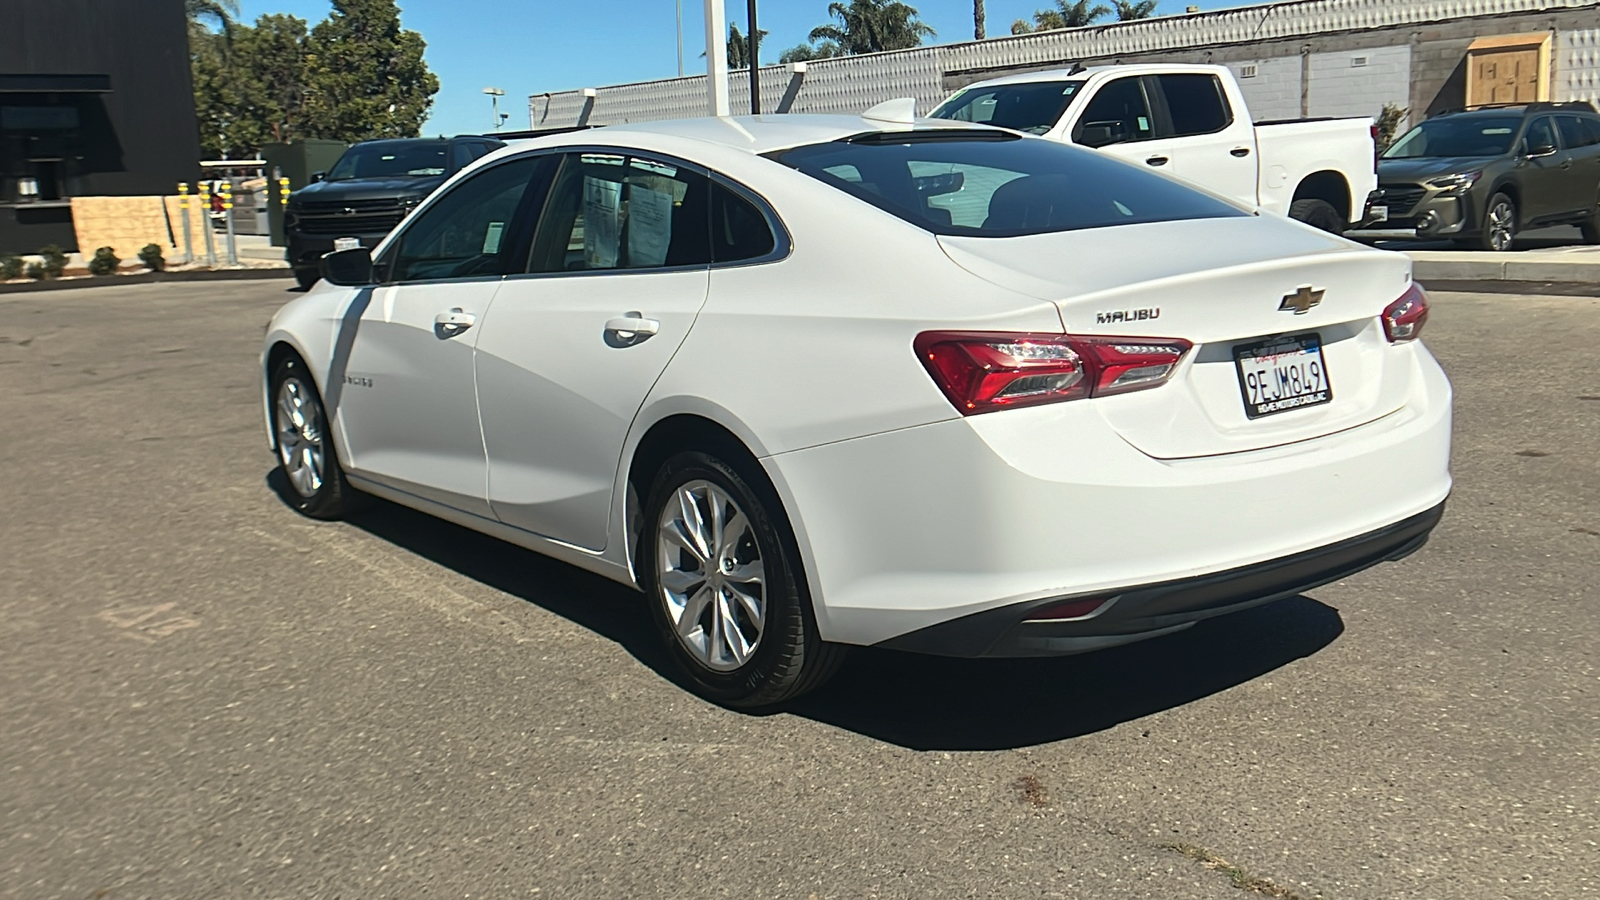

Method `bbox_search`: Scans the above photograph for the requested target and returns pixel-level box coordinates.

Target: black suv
[1353,102,1600,250]
[286,135,503,288]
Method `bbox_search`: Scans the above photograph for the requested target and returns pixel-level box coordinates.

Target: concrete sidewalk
[1406,243,1600,283]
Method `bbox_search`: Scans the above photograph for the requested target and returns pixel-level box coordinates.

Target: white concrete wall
[1307,44,1410,122]
[1557,28,1600,107]
[1230,56,1303,121]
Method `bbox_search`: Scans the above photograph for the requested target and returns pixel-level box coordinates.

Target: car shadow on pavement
[274,474,1345,751]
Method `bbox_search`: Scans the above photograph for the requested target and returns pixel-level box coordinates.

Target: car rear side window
[1557,115,1598,148]
[711,182,777,263]
[529,152,711,272]
[769,134,1245,237]
[387,157,540,282]
[1157,74,1232,136]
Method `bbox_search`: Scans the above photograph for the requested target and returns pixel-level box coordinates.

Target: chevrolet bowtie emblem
[1279,285,1324,315]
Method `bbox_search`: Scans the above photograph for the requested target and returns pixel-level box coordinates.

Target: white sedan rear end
[262,114,1450,708]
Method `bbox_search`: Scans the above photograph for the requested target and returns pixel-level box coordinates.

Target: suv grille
[1376,184,1427,216]
[288,198,408,236]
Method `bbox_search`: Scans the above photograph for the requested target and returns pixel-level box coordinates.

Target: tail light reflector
[914,331,1192,415]
[1382,283,1428,342]
[1024,594,1115,621]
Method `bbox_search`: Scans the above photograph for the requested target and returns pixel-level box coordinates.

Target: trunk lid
[938,216,1417,458]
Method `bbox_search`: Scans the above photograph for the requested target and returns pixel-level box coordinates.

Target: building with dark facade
[1,0,200,252]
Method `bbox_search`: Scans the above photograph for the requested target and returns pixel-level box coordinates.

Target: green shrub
[0,255,22,280]
[87,247,121,276]
[38,245,67,278]
[137,243,165,272]
[25,261,45,280]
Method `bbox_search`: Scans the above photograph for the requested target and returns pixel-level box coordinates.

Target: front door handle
[434,308,476,338]
[1230,147,1251,157]
[604,313,660,346]
[1146,156,1169,167]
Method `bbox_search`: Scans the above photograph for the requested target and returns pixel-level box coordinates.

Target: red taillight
[1023,595,1115,621]
[913,331,1192,415]
[1382,283,1429,342]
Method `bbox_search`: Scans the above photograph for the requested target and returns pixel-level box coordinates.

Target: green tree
[727,22,769,70]
[807,0,935,55]
[778,40,843,64]
[298,0,439,143]
[1112,0,1158,18]
[1011,0,1109,33]
[191,14,309,157]
[185,0,239,34]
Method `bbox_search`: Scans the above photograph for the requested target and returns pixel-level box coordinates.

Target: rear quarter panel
[1254,119,1378,220]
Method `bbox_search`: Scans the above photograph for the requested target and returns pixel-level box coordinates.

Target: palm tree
[1113,0,1158,19]
[974,0,986,39]
[808,0,936,55]
[727,23,768,70]
[1011,0,1109,33]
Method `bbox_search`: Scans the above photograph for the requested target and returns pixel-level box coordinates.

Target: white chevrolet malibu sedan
[262,113,1451,708]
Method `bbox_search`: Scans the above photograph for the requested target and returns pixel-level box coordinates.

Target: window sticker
[583,176,621,268]
[1137,116,1150,131]
[482,221,505,254]
[1482,127,1512,134]
[627,184,673,267]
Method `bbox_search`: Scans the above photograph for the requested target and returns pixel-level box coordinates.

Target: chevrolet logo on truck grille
[1279,285,1324,315]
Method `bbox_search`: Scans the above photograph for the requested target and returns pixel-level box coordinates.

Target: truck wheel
[294,269,319,291]
[1288,199,1345,235]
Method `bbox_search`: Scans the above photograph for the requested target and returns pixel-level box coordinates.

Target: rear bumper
[880,500,1443,657]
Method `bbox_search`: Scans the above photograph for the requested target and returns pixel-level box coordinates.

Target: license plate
[1234,333,1333,419]
[1368,204,1388,222]
[333,237,361,251]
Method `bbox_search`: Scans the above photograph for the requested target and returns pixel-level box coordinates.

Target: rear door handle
[434,308,476,337]
[1145,156,1169,167]
[604,313,660,345]
[1230,147,1251,157]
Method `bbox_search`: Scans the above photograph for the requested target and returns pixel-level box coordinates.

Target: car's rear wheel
[1476,193,1517,251]
[642,451,844,709]
[1288,199,1345,235]
[270,355,361,519]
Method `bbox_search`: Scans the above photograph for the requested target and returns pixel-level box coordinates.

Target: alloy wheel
[1487,200,1515,251]
[275,377,327,498]
[655,479,767,672]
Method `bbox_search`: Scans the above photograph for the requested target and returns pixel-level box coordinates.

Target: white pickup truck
[929,63,1377,233]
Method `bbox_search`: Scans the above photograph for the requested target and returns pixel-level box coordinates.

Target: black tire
[1474,192,1517,252]
[641,450,845,709]
[269,354,362,520]
[294,269,319,291]
[1288,198,1345,235]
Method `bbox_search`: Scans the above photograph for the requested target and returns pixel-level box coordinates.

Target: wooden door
[1469,47,1541,106]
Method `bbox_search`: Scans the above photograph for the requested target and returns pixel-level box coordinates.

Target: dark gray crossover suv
[1350,102,1600,250]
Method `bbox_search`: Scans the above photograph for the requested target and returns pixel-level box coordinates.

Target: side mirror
[321,247,374,286]
[1078,121,1128,149]
[310,171,326,184]
[1527,143,1557,158]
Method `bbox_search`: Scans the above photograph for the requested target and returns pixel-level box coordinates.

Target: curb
[0,266,292,295]
[1410,258,1600,283]
[1417,279,1600,297]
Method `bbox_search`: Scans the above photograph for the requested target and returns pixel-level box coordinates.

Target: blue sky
[235,0,1210,136]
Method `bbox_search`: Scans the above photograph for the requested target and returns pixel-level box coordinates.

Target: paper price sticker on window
[482,221,505,254]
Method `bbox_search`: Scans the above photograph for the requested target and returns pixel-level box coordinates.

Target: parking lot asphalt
[1,280,1596,899]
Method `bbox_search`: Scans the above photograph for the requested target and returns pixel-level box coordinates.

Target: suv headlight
[1426,171,1482,194]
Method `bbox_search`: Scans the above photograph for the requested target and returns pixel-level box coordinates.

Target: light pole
[482,86,508,132]
[676,0,684,77]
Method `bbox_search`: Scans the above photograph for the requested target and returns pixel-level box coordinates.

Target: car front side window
[385,157,541,283]
[1523,117,1558,154]
[1073,77,1155,148]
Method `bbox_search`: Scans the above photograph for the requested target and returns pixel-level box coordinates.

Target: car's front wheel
[1580,193,1600,244]
[1476,192,1517,251]
[642,451,844,709]
[270,355,361,519]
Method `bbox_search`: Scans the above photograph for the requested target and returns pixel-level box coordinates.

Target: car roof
[958,63,1229,89]
[1433,102,1598,119]
[498,113,1000,157]
[349,137,449,149]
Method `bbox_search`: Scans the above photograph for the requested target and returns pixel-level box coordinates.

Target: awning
[0,74,112,93]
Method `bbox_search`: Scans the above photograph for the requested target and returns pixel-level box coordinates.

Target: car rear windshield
[767,133,1246,237]
[927,81,1085,135]
[1382,116,1523,159]
[327,143,449,180]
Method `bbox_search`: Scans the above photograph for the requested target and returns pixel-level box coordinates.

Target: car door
[1556,115,1600,214]
[333,155,546,518]
[1071,75,1184,176]
[1147,72,1259,206]
[1514,116,1571,225]
[473,150,713,550]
